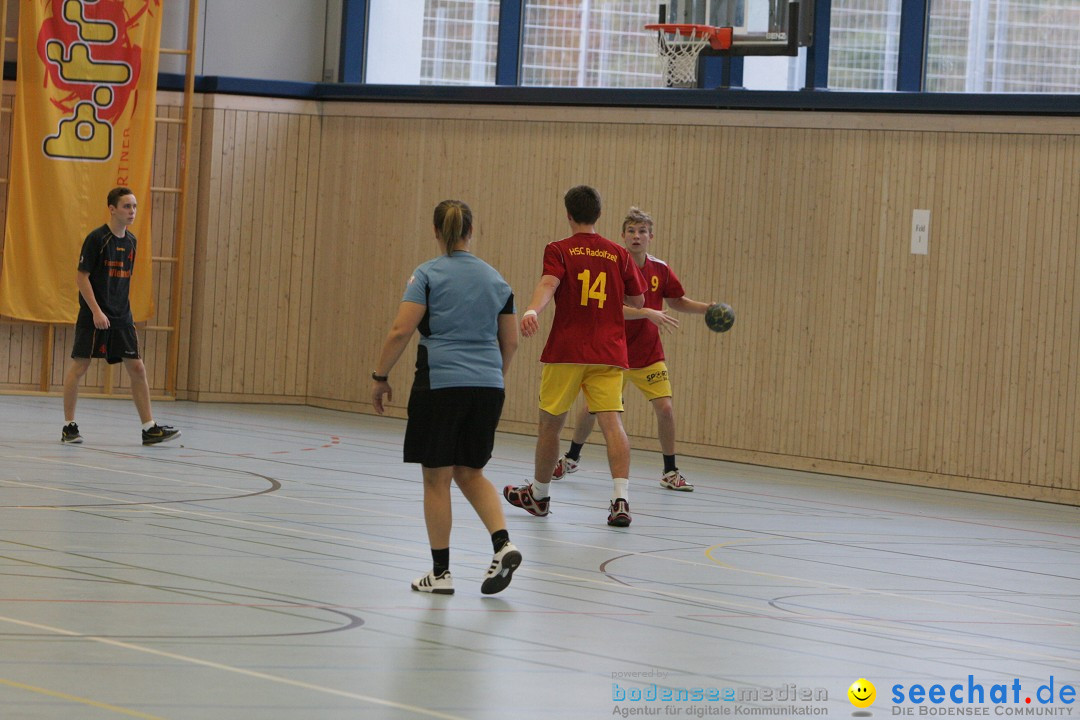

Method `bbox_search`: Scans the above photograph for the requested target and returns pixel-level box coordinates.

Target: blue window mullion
[340,0,367,83]
[897,0,929,92]
[804,0,831,89]
[496,0,524,86]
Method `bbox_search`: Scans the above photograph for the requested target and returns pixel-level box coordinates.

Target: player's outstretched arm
[667,296,713,315]
[371,301,426,414]
[521,275,560,338]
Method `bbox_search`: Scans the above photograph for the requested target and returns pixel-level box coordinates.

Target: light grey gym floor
[0,395,1077,720]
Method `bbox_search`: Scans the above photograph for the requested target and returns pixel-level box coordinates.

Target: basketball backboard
[658,0,813,55]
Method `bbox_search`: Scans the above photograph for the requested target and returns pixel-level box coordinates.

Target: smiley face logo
[848,678,876,708]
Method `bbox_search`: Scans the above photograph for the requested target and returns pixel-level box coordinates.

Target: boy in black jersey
[61,187,180,446]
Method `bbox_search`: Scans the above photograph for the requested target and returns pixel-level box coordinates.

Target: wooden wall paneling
[954,134,982,479]
[292,113,316,401]
[246,111,268,395]
[1028,138,1053,486]
[269,111,289,396]
[1060,140,1080,488]
[1015,136,1046,486]
[825,129,852,462]
[977,131,1004,481]
[257,110,281,397]
[211,108,236,395]
[228,109,252,394]
[892,131,914,469]
[1045,136,1075,488]
[769,125,794,457]
[984,133,1013,482]
[787,127,811,457]
[999,134,1030,485]
[176,105,202,397]
[872,129,898,468]
[932,133,964,477]
[907,131,934,472]
[954,133,980,480]
[688,123,722,452]
[266,112,287,395]
[222,107,245,395]
[884,131,908,469]
[280,113,299,396]
[970,134,995,481]
[837,128,863,464]
[725,125,753,453]
[925,132,955,476]
[185,107,217,396]
[1055,137,1078,488]
[921,130,941,473]
[237,111,259,393]
[1066,142,1080,489]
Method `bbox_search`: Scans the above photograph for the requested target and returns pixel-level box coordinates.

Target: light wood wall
[1,91,1077,505]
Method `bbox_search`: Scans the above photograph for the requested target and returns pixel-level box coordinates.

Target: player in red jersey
[552,207,716,491]
[504,186,646,526]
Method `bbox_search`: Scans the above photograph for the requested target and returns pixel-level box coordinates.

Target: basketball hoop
[644,23,733,88]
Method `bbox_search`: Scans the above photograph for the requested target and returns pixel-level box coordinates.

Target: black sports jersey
[76,224,136,325]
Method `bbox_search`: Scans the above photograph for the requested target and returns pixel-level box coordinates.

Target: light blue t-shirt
[402,251,514,390]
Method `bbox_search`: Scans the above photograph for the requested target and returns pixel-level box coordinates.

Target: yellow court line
[0,615,469,720]
[0,676,169,720]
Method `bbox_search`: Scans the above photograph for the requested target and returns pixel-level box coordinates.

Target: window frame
[325,0,1079,115]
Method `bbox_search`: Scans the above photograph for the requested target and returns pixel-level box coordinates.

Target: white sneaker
[660,470,694,492]
[481,542,522,595]
[412,570,454,595]
[551,455,579,481]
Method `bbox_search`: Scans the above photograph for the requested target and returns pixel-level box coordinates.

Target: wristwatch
[371,371,389,382]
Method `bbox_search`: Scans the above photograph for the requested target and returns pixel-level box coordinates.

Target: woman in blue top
[371,200,521,595]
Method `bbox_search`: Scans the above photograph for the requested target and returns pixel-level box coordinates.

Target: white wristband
[523,309,537,318]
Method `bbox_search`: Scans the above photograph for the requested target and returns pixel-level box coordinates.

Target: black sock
[431,547,450,576]
[567,441,584,462]
[491,529,510,553]
[663,454,678,474]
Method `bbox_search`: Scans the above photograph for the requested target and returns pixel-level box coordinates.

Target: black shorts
[404,387,505,469]
[71,324,141,365]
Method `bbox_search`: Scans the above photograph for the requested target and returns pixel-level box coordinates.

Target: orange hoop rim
[644,23,733,51]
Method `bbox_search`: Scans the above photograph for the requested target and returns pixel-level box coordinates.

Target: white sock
[612,478,629,501]
[531,480,550,499]
[142,421,156,431]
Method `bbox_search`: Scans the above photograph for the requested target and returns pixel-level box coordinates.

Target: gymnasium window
[925,0,1080,93]
[366,0,500,85]
[827,0,902,91]
[520,0,664,87]
[359,0,1080,94]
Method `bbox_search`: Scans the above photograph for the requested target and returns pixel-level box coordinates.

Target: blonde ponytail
[433,200,473,255]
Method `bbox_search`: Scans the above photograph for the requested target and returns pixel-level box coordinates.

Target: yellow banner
[0,0,161,323]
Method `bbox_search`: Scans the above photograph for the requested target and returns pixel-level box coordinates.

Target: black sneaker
[61,422,83,444]
[142,424,181,445]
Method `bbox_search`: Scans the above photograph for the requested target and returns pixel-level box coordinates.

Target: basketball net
[654,30,711,88]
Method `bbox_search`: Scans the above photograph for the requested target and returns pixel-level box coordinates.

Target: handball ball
[705,303,735,333]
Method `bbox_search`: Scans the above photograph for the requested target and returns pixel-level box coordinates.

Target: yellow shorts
[539,364,625,416]
[624,361,673,401]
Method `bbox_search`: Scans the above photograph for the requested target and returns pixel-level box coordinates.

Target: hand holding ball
[705,303,735,333]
